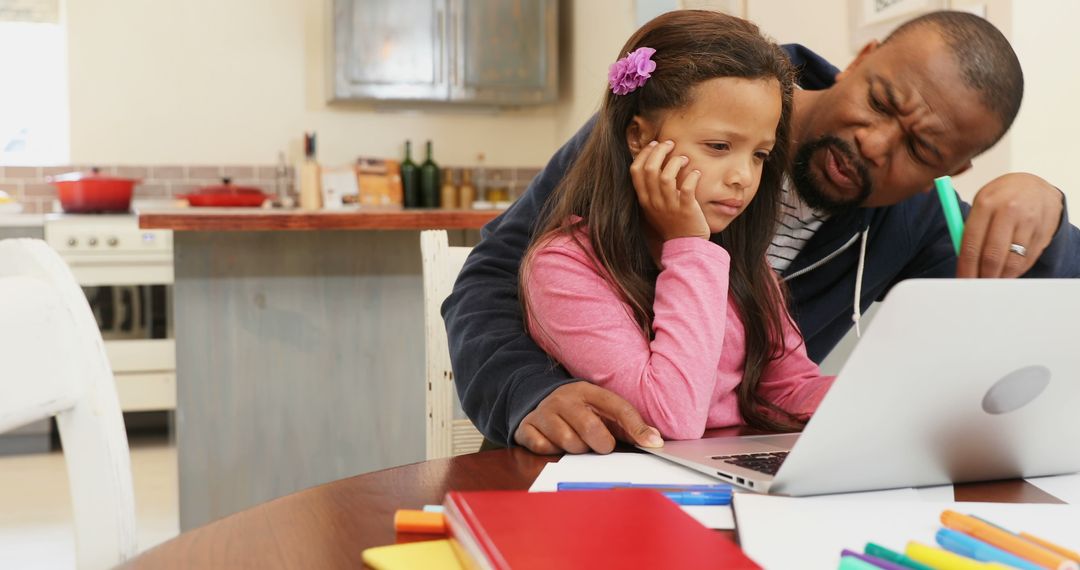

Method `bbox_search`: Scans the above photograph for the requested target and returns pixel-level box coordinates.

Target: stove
[44,213,172,285]
[43,211,176,412]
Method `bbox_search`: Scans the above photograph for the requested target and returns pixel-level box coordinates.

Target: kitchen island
[139,207,499,530]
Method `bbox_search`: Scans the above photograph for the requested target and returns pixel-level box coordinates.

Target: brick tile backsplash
[482,168,513,184]
[22,183,53,197]
[41,166,73,177]
[2,166,40,179]
[137,183,170,197]
[150,166,185,179]
[222,166,254,180]
[0,183,21,201]
[115,166,150,178]
[514,168,541,184]
[167,184,200,197]
[0,162,544,207]
[187,166,223,179]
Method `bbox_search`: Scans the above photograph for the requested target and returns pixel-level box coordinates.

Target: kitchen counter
[138,207,501,231]
[0,213,45,227]
[139,206,493,530]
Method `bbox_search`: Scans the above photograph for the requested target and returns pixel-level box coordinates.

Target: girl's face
[628,77,783,233]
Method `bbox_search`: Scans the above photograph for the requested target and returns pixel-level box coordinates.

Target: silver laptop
[640,279,1080,496]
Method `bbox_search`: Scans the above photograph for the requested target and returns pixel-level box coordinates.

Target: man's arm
[896,173,1080,282]
[442,117,660,452]
[957,173,1080,278]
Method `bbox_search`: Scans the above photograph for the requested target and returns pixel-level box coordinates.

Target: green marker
[934,175,965,256]
[865,542,935,570]
[837,555,881,570]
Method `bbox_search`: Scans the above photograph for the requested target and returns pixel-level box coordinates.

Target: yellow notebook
[361,539,463,570]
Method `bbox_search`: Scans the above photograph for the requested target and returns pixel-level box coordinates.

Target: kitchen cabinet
[331,0,558,104]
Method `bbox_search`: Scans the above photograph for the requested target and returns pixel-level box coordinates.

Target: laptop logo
[981,365,1051,415]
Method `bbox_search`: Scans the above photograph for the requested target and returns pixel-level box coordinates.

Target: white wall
[66,0,562,167]
[1007,1,1080,220]
[747,0,853,70]
[64,0,857,168]
[945,0,1012,200]
[554,0,635,144]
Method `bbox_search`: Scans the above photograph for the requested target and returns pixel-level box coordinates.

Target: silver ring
[1008,243,1028,257]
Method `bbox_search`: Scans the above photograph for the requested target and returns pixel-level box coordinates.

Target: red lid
[48,167,139,184]
[195,178,266,195]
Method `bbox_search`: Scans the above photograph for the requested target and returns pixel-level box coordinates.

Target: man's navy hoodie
[442,45,1080,446]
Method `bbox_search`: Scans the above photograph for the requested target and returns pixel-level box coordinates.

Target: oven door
[104,339,176,412]
[44,216,177,413]
[84,283,176,412]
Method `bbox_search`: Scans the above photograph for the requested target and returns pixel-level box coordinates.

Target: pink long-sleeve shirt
[522,228,835,440]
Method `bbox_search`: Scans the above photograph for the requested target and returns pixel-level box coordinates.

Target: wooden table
[124,446,1065,569]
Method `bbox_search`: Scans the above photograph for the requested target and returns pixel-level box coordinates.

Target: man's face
[792,28,1003,214]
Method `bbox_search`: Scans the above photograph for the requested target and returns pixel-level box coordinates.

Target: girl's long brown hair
[522,10,803,432]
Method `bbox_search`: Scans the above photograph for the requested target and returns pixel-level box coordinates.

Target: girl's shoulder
[531,217,596,261]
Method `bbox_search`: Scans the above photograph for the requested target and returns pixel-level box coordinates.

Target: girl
[520,10,834,441]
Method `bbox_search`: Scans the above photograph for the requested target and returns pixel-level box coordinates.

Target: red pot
[184,178,269,208]
[49,168,137,213]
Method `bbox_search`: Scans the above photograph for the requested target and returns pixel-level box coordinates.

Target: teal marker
[934,175,965,256]
[837,555,881,570]
[864,542,935,570]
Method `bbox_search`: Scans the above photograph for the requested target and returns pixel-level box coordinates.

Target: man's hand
[513,381,664,455]
[958,173,1064,278]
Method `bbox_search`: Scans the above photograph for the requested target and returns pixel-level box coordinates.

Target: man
[443,11,1080,455]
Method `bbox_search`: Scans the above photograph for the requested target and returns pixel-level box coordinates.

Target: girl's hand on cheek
[630,140,709,241]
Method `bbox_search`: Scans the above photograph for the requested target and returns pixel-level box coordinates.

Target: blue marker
[556,481,732,506]
[658,491,731,506]
[556,481,732,492]
[936,528,1044,570]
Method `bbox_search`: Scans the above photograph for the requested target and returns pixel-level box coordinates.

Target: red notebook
[443,489,760,570]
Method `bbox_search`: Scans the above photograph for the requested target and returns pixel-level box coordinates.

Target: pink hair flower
[608,47,657,95]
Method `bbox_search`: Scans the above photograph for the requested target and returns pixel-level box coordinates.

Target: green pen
[865,542,935,570]
[933,175,965,256]
[837,555,881,570]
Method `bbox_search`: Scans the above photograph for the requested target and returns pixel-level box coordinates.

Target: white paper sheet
[1027,472,1080,504]
[733,495,1080,570]
[528,453,928,530]
[528,453,735,529]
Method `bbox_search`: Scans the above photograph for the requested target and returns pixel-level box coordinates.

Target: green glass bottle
[420,140,441,208]
[401,140,420,208]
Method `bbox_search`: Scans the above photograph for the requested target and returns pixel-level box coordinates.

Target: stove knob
[67,238,78,248]
[88,237,98,247]
[107,237,119,247]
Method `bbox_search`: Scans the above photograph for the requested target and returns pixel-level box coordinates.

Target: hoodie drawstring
[851,226,870,338]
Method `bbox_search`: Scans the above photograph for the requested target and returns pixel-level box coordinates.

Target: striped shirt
[767,180,829,274]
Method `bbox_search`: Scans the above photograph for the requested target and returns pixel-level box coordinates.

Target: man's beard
[790,135,873,217]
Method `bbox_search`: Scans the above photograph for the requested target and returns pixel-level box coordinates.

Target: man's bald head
[884,11,1023,149]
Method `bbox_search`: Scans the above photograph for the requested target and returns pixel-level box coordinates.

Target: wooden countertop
[138,207,503,231]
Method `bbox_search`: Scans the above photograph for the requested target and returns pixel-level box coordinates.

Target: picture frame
[849,0,949,51]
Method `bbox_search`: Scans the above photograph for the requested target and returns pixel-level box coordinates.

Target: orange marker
[393,509,447,534]
[1020,532,1080,564]
[941,510,1079,570]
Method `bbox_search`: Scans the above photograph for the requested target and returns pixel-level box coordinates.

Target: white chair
[420,230,485,459]
[0,239,137,569]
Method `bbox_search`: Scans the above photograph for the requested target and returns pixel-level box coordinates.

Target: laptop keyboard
[712,451,789,476]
